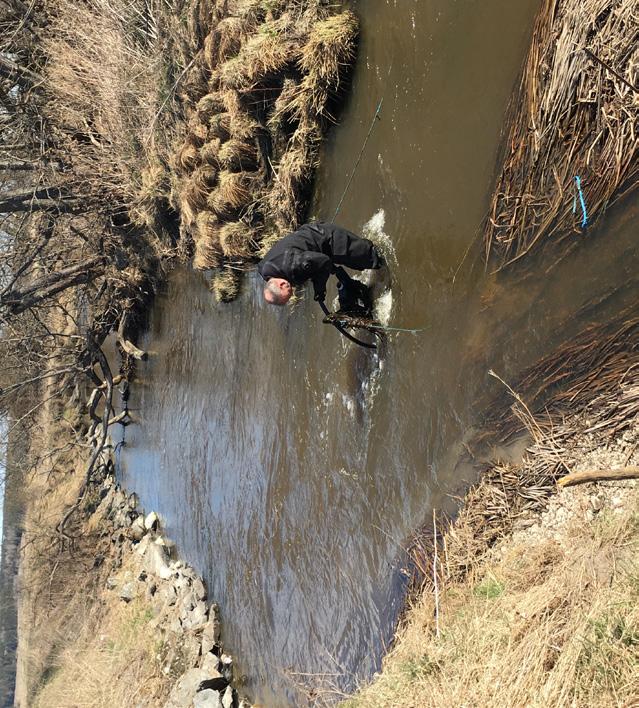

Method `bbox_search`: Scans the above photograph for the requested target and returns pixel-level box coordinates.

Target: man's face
[264,278,292,305]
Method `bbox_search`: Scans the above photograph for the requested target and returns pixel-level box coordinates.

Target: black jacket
[257,223,334,300]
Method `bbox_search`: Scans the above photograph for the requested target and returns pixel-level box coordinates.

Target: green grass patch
[473,574,505,600]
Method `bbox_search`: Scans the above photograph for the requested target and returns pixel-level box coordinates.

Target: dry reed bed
[170,0,358,300]
[484,0,639,269]
[429,308,639,579]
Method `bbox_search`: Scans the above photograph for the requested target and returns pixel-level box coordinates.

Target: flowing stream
[115,1,639,704]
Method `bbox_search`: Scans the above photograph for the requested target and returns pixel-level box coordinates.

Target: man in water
[258,222,384,311]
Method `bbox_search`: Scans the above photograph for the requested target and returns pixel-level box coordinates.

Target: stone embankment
[90,473,251,708]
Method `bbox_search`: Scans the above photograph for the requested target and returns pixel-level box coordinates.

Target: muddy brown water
[115,1,639,705]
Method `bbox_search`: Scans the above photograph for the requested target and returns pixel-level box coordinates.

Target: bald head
[264,277,292,305]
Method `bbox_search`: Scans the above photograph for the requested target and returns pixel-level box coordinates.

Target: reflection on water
[116,1,639,705]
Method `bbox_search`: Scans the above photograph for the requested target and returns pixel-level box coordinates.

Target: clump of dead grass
[209,111,232,140]
[171,1,359,300]
[207,170,255,218]
[295,11,359,118]
[209,266,242,302]
[196,92,226,122]
[219,221,257,258]
[200,138,222,166]
[193,239,224,270]
[215,26,296,89]
[218,138,258,171]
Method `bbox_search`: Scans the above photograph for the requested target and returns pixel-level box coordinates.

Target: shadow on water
[115,1,639,705]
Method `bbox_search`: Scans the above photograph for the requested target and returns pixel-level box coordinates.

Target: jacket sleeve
[298,252,332,301]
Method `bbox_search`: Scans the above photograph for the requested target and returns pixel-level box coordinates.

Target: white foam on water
[341,393,355,416]
[374,288,393,327]
[361,209,395,327]
[361,208,397,268]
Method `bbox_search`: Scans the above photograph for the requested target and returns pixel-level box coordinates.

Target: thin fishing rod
[332,98,384,221]
[330,317,426,334]
[367,324,426,334]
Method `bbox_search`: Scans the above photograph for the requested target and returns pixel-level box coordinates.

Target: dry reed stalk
[484,0,639,269]
[206,170,253,218]
[42,0,177,214]
[210,266,242,301]
[199,138,222,166]
[218,221,257,258]
[218,138,258,171]
[208,112,231,140]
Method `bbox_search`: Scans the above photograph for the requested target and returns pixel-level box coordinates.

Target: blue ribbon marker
[574,175,588,228]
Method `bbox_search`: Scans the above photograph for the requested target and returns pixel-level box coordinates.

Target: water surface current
[117,1,639,704]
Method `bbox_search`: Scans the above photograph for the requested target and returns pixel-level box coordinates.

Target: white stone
[193,689,223,708]
[200,652,221,675]
[129,516,146,541]
[136,534,151,556]
[144,511,159,530]
[221,686,234,708]
[143,541,171,579]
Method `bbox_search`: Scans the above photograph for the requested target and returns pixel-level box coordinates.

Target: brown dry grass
[14,391,111,706]
[16,366,172,707]
[32,559,171,708]
[42,0,184,233]
[200,138,223,166]
[219,221,257,258]
[210,266,242,302]
[207,170,255,218]
[215,25,297,89]
[218,139,259,171]
[484,0,639,269]
[344,490,639,708]
[341,302,639,708]
[171,0,359,300]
